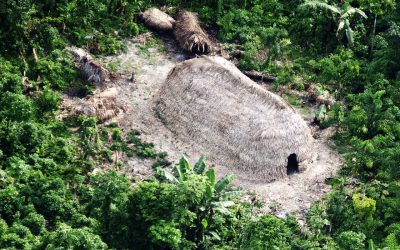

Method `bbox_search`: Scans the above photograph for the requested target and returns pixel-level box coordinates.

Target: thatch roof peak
[154,56,314,182]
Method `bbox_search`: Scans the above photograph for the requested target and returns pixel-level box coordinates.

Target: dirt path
[97,33,343,218]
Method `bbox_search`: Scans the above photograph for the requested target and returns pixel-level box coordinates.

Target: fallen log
[243,70,276,82]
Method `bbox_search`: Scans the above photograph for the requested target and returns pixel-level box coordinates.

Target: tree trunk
[371,14,377,54]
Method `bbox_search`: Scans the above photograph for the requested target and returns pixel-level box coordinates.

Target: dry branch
[173,10,214,54]
[243,70,276,83]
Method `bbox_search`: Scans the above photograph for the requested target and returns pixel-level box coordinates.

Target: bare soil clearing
[75,33,343,218]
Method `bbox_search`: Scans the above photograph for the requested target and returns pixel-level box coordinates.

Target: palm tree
[300,1,367,46]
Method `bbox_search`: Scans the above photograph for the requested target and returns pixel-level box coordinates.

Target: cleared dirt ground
[88,33,343,218]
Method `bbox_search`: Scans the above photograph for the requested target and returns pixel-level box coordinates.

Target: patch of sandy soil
[94,33,343,218]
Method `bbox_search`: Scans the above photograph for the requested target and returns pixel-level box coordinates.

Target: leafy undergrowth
[1,0,400,249]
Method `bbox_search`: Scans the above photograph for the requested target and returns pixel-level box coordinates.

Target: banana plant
[163,156,237,211]
[160,156,241,243]
[300,1,367,46]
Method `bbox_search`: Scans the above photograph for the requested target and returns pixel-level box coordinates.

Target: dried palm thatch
[69,47,110,89]
[154,56,314,182]
[72,88,125,123]
[173,10,213,54]
[138,8,176,32]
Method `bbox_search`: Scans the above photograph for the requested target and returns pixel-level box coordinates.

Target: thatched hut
[154,56,314,182]
[72,88,125,123]
[138,8,176,32]
[173,10,213,54]
[69,47,110,89]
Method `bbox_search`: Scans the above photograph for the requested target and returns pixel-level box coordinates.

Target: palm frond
[194,155,207,174]
[346,26,354,46]
[300,1,340,14]
[215,175,234,193]
[161,169,178,183]
[205,168,216,187]
[337,20,345,36]
[342,7,367,19]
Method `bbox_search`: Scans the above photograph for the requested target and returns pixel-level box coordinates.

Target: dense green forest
[0,0,399,249]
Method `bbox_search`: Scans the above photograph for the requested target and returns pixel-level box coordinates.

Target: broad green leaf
[194,156,207,174]
[175,165,185,182]
[215,175,234,193]
[343,7,367,19]
[300,1,340,14]
[179,155,191,172]
[206,168,216,188]
[201,218,208,229]
[209,231,221,241]
[162,169,178,183]
[346,27,354,46]
[368,239,375,250]
[337,20,345,34]
[177,156,190,181]
[213,205,232,215]
[373,90,385,110]
[206,184,213,199]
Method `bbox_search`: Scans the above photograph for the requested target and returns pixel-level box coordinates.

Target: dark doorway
[287,153,299,175]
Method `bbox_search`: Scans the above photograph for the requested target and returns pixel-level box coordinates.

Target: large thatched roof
[154,56,314,182]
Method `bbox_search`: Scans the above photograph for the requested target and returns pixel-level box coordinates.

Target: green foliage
[216,1,290,71]
[86,170,130,248]
[1,0,400,248]
[353,193,377,220]
[35,87,60,113]
[40,223,107,249]
[307,48,362,88]
[0,0,146,56]
[300,1,368,46]
[136,156,250,249]
[357,0,396,15]
[337,231,366,250]
[239,215,293,250]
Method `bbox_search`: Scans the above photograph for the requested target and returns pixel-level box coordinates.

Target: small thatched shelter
[69,47,110,89]
[138,8,176,32]
[72,88,125,123]
[154,56,314,182]
[173,10,213,54]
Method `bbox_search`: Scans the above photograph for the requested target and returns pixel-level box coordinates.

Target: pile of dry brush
[66,47,125,123]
